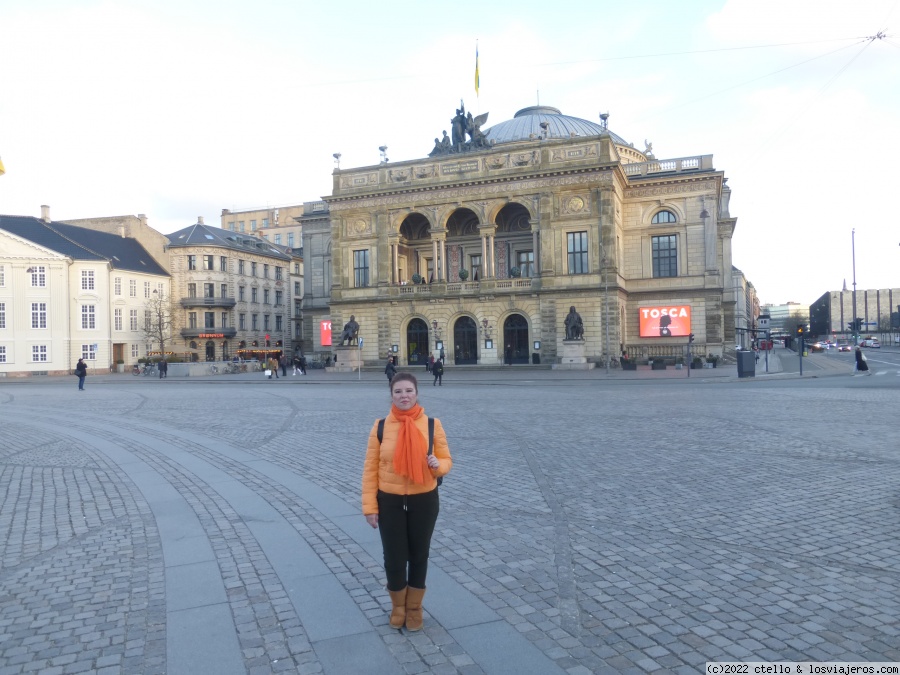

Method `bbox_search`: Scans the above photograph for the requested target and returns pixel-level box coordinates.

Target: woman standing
[384,357,397,383]
[362,373,451,631]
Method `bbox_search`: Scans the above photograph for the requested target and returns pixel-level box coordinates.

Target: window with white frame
[144,281,151,298]
[204,283,214,298]
[187,255,197,270]
[294,263,300,275]
[32,345,48,362]
[82,305,96,329]
[0,264,4,286]
[129,279,137,297]
[263,289,270,304]
[204,312,215,328]
[203,255,214,271]
[275,266,283,281]
[220,256,227,272]
[651,234,678,278]
[517,251,534,278]
[288,233,294,248]
[221,312,228,328]
[130,310,138,331]
[238,259,245,275]
[188,283,197,298]
[82,344,97,361]
[251,262,257,277]
[81,270,95,290]
[252,314,258,330]
[470,255,482,281]
[114,308,122,331]
[239,313,246,329]
[239,286,245,301]
[144,311,151,331]
[188,312,197,329]
[31,266,46,287]
[0,346,6,362]
[275,315,283,331]
[294,281,301,295]
[275,234,282,245]
[263,264,269,278]
[31,302,47,328]
[567,231,589,275]
[114,277,122,295]
[262,218,268,227]
[264,314,270,330]
[0,302,5,329]
[251,287,258,303]
[157,283,164,296]
[251,220,257,231]
[275,290,283,305]
[131,344,139,358]
[353,250,370,287]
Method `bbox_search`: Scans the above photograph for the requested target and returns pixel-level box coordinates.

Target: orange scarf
[390,404,430,485]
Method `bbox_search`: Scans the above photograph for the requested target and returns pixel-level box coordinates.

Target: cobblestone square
[1,370,898,673]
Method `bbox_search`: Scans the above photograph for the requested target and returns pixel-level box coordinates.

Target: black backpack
[377,417,442,486]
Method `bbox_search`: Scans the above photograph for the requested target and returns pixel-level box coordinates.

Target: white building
[0,207,169,377]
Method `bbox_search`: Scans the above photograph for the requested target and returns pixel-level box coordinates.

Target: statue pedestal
[552,340,595,370]
[330,345,362,372]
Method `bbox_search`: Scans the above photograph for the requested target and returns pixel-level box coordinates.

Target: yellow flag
[475,44,480,97]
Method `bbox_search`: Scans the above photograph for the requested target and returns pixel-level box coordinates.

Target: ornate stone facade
[303,106,737,367]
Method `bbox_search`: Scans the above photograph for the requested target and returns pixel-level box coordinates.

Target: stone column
[532,229,540,275]
[432,239,439,281]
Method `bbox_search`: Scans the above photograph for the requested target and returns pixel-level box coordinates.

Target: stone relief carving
[330,171,614,212]
[414,165,435,179]
[560,194,589,215]
[389,169,410,182]
[346,218,370,236]
[551,144,598,162]
[625,180,716,198]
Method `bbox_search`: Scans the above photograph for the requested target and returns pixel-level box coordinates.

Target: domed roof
[485,106,630,146]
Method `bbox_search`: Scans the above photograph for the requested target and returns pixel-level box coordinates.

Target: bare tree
[142,290,174,358]
[781,314,810,337]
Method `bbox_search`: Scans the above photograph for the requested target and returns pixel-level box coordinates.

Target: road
[1,365,898,674]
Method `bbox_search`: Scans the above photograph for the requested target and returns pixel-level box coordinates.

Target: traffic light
[688,333,695,343]
[265,333,270,347]
[797,325,804,336]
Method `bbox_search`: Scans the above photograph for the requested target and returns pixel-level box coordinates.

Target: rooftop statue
[429,101,491,156]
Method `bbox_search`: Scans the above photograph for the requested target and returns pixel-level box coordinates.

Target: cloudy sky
[1,0,897,306]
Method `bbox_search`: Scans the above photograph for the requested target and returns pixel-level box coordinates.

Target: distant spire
[842,278,848,292]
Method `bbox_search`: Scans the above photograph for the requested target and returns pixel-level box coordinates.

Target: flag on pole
[474,43,480,97]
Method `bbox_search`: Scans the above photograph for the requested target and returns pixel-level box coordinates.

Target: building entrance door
[503,314,530,364]
[453,317,477,364]
[406,318,429,365]
[205,341,216,361]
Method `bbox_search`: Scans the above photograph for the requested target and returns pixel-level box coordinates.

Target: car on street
[837,343,852,352]
[810,342,825,353]
[860,338,880,348]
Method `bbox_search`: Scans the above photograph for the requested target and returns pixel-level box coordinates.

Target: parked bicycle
[142,363,157,376]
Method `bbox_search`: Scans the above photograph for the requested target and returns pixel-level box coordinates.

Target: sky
[1,0,898,307]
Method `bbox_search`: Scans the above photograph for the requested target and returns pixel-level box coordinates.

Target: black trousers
[377,489,439,591]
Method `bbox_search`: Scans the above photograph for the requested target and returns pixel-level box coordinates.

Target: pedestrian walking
[854,346,872,375]
[385,357,397,383]
[426,354,434,373]
[280,354,288,378]
[75,358,87,391]
[505,344,512,366]
[159,358,168,379]
[293,355,300,375]
[299,355,307,375]
[439,347,445,364]
[362,373,452,631]
[432,359,443,386]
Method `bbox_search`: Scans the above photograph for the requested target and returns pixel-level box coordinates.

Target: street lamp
[852,228,858,345]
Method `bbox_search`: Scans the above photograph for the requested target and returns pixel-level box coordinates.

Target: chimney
[40,205,50,222]
[119,226,126,238]
[138,213,147,228]
[198,216,204,225]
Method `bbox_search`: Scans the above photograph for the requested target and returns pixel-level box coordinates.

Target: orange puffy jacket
[362,413,452,514]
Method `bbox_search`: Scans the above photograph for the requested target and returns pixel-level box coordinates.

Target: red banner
[319,320,332,346]
[639,306,692,338]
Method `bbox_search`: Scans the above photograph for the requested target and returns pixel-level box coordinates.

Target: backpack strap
[377,418,385,444]
[427,417,434,456]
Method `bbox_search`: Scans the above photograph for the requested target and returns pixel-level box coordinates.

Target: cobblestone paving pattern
[1,376,899,674]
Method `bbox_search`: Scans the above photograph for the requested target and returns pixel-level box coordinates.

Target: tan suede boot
[388,587,407,628]
[405,586,426,631]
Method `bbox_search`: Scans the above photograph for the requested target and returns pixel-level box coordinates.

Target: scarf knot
[390,404,430,485]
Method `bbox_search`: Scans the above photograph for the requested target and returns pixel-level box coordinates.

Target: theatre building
[304,104,738,366]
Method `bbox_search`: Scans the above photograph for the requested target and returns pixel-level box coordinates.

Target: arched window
[652,210,677,224]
